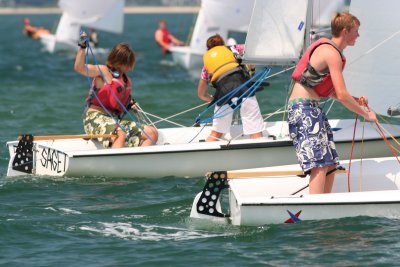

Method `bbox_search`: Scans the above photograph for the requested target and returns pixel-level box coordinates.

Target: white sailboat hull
[6,120,400,178]
[191,157,400,225]
[40,34,77,53]
[170,46,203,70]
[40,34,109,54]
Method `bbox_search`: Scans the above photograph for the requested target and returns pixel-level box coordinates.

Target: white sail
[243,0,347,65]
[243,0,309,65]
[345,0,400,116]
[58,0,125,34]
[170,0,255,70]
[40,0,125,53]
[189,0,255,53]
[312,0,347,28]
[54,13,80,43]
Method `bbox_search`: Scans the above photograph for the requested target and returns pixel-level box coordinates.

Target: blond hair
[331,12,360,37]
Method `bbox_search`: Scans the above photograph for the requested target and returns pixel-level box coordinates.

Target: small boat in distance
[40,0,125,53]
[170,0,255,72]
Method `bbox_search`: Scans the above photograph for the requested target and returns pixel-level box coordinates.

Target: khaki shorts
[83,111,141,148]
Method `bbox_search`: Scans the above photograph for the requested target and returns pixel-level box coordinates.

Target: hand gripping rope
[195,67,271,125]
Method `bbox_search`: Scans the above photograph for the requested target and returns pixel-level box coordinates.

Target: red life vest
[87,75,131,115]
[160,29,171,54]
[292,38,346,97]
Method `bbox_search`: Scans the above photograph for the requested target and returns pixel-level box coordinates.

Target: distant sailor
[154,19,184,54]
[22,17,50,39]
[89,28,99,48]
[74,32,158,148]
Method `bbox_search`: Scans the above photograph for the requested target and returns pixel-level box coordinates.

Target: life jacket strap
[211,66,242,87]
[209,61,238,82]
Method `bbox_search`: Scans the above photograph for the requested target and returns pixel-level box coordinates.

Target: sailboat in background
[40,0,125,53]
[189,0,400,226]
[169,0,255,71]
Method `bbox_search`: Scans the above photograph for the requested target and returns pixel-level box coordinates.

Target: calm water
[1,13,400,267]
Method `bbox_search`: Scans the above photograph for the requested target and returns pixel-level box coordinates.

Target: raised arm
[74,32,107,78]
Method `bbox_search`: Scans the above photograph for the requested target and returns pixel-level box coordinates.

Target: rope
[374,120,400,161]
[130,103,156,128]
[375,114,400,150]
[347,114,359,192]
[200,66,294,142]
[324,98,336,116]
[139,110,187,128]
[359,120,366,192]
[347,102,400,192]
[195,67,271,124]
[198,68,268,122]
[364,102,400,159]
[348,29,400,66]
[187,124,207,143]
[152,102,209,126]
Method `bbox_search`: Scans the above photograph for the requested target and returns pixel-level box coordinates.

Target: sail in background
[58,0,124,34]
[41,0,125,53]
[345,0,400,116]
[243,0,308,65]
[311,0,347,27]
[243,0,347,65]
[189,0,255,54]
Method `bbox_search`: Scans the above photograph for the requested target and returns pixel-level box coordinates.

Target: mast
[304,0,313,51]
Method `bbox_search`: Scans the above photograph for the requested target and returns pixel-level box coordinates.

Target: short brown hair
[331,12,360,37]
[106,43,135,71]
[206,34,225,50]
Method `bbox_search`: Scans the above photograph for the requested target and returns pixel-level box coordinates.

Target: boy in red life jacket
[287,12,376,194]
[154,19,184,54]
[74,32,158,148]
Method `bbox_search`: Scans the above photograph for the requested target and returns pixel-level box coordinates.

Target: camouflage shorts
[83,111,141,148]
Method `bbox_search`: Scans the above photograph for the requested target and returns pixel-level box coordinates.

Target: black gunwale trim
[70,136,397,158]
[72,139,292,158]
